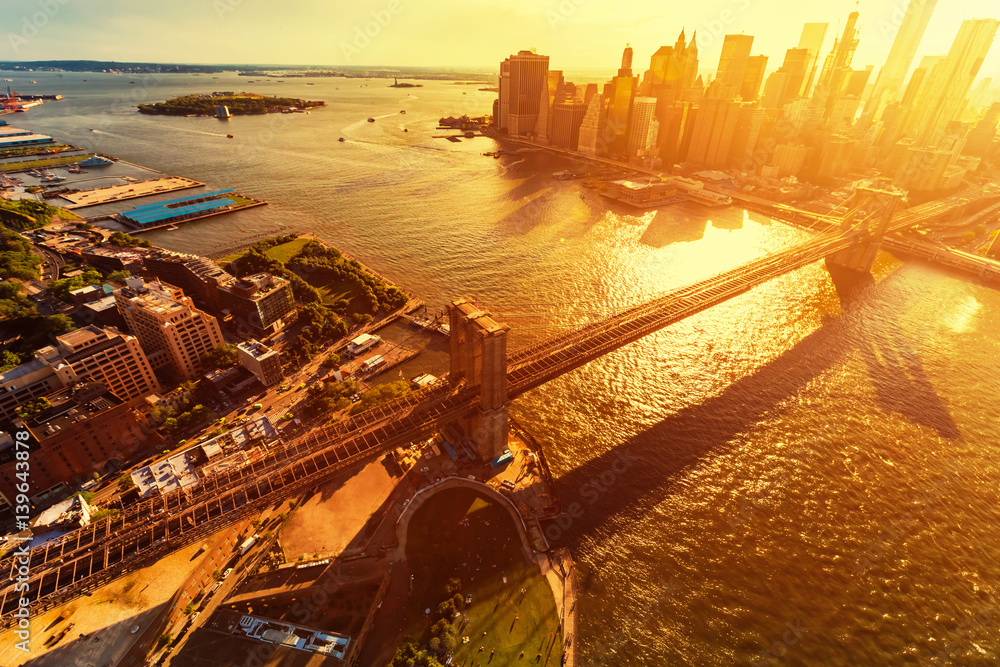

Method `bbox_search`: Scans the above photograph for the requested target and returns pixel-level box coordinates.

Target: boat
[77,155,114,167]
[403,129,408,132]
[399,110,406,114]
[29,81,36,84]
[686,189,733,207]
[338,137,345,142]
[2,79,11,82]
[226,134,234,138]
[367,118,375,123]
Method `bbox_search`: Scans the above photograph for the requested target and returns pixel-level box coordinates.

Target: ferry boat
[686,189,733,207]
[77,155,114,167]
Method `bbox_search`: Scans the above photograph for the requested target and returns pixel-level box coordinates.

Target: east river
[10,70,1000,665]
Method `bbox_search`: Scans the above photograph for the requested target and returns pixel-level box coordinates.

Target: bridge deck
[0,192,984,624]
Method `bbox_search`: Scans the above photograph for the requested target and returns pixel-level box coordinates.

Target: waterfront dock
[59,176,204,208]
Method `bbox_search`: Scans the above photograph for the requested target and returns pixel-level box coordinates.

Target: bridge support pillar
[448,299,510,461]
[825,187,902,276]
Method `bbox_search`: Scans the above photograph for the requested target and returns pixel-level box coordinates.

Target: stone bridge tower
[448,299,510,460]
[825,187,903,275]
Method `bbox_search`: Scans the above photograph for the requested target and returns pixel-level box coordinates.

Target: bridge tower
[825,187,903,275]
[448,299,510,460]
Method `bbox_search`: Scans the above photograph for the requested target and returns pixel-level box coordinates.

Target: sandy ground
[0,538,210,667]
[280,458,397,561]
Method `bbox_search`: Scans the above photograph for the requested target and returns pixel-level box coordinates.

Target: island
[137,92,325,116]
[389,77,423,88]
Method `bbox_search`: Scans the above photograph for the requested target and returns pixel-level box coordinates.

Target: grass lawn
[0,154,88,172]
[218,237,310,264]
[400,488,562,666]
[0,144,76,160]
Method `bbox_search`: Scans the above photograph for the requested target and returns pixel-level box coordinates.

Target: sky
[1,0,999,81]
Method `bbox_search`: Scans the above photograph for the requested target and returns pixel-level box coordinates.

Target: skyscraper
[626,97,659,157]
[912,19,1000,145]
[497,50,549,137]
[866,0,939,118]
[687,98,742,166]
[114,277,225,380]
[714,34,754,99]
[577,93,606,156]
[817,12,859,96]
[740,55,768,101]
[798,23,829,98]
[605,44,639,156]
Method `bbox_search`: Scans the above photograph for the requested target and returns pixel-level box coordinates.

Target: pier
[59,176,204,208]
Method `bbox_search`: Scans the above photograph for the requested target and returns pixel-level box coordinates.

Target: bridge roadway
[0,194,975,624]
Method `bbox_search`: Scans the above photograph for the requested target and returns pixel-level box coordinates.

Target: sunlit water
[9,71,1000,665]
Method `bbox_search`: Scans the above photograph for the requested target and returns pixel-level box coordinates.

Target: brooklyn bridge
[2,187,998,624]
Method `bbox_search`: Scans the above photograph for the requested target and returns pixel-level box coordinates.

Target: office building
[0,382,157,504]
[816,11,860,105]
[498,50,550,137]
[114,277,224,380]
[237,340,284,387]
[798,22,829,98]
[740,55,768,101]
[772,144,810,177]
[0,326,160,423]
[728,105,765,167]
[577,93,605,156]
[963,103,1000,157]
[626,97,659,157]
[714,34,755,99]
[687,98,741,166]
[218,272,296,336]
[911,19,1000,145]
[864,0,939,122]
[817,135,857,180]
[605,45,639,156]
[551,100,589,150]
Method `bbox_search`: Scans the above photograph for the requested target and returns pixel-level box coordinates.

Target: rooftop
[237,340,277,360]
[22,382,123,441]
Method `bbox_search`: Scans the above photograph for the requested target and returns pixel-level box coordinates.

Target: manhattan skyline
[2,0,1000,78]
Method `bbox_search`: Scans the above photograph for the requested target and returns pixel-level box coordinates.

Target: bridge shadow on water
[547,271,960,549]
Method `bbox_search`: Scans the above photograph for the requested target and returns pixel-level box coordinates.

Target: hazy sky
[2,0,998,80]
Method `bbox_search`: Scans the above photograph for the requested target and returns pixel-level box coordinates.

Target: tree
[201,343,238,370]
[118,474,135,491]
[162,417,179,433]
[156,633,171,650]
[321,352,340,367]
[349,380,411,415]
[212,569,223,582]
[184,602,194,616]
[108,231,151,248]
[106,270,130,284]
[0,350,20,373]
[16,397,51,418]
[74,490,95,503]
[48,268,104,302]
